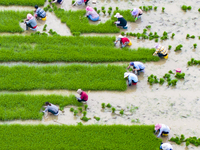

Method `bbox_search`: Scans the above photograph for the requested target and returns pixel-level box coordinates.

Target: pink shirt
[86,10,99,18]
[80,91,88,101]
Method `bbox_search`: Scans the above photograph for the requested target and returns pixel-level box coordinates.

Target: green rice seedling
[120,110,124,115]
[94,116,100,121]
[102,103,106,109]
[143,29,147,34]
[146,25,151,29]
[186,34,190,39]
[193,43,197,48]
[94,7,97,11]
[108,10,112,15]
[168,45,172,50]
[70,107,74,112]
[171,79,178,86]
[162,7,165,12]
[102,10,106,15]
[131,119,140,123]
[159,78,165,85]
[174,44,183,51]
[187,6,192,10]
[198,8,200,12]
[43,24,47,31]
[97,10,100,14]
[43,7,48,12]
[154,6,157,10]
[186,141,190,146]
[106,103,112,108]
[0,124,162,149]
[78,107,83,113]
[72,32,81,36]
[116,7,119,10]
[168,70,173,74]
[59,106,64,111]
[148,6,153,10]
[101,6,105,10]
[126,32,129,36]
[163,73,171,79]
[175,73,185,79]
[190,35,195,39]
[77,122,83,125]
[121,32,125,36]
[81,116,91,121]
[47,4,51,8]
[111,107,116,113]
[187,61,192,66]
[168,81,171,86]
[191,58,195,64]
[155,38,158,42]
[49,8,53,12]
[143,6,148,12]
[181,5,188,11]
[83,111,87,116]
[84,105,88,111]
[72,0,75,4]
[74,110,78,116]
[171,33,175,38]
[109,7,112,11]
[0,0,45,6]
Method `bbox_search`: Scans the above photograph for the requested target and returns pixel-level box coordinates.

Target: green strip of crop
[0,94,81,120]
[0,124,162,149]
[0,11,31,32]
[0,64,127,91]
[0,0,45,6]
[0,35,159,62]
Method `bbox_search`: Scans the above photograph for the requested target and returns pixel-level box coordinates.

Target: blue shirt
[131,62,145,70]
[128,73,138,85]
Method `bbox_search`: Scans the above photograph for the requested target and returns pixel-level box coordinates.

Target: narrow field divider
[0,64,127,91]
[0,0,45,6]
[0,124,162,149]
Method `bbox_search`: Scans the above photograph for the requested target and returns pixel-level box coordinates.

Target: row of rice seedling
[0,0,45,6]
[0,124,161,149]
[0,64,127,91]
[0,35,159,62]
[0,94,81,120]
[0,10,31,33]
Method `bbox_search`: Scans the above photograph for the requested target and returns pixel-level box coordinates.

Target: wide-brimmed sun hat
[27,14,34,20]
[124,72,131,78]
[86,6,93,11]
[155,123,162,130]
[114,13,123,18]
[77,89,83,94]
[131,8,138,16]
[154,43,160,49]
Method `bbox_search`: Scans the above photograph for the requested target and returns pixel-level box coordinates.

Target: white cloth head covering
[154,43,160,49]
[114,13,123,18]
[161,143,173,150]
[124,72,131,78]
[77,89,83,94]
[117,35,123,41]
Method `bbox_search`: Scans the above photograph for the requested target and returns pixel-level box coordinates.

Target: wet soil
[1,0,200,149]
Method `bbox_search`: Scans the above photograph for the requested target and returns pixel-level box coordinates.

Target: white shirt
[161,143,173,150]
[157,124,170,137]
[133,62,145,70]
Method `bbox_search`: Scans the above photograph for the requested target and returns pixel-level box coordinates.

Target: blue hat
[130,62,134,66]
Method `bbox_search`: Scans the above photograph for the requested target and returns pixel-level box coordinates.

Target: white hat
[117,35,123,40]
[161,143,173,150]
[154,43,160,49]
[124,72,131,78]
[114,13,123,18]
[77,89,83,94]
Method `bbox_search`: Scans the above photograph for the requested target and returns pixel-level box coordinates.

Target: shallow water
[1,0,200,149]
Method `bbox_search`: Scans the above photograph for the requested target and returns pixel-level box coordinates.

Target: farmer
[114,35,132,48]
[127,62,145,75]
[155,123,170,137]
[76,89,88,102]
[160,143,173,150]
[34,5,46,20]
[25,14,37,31]
[51,0,64,4]
[153,43,169,59]
[43,102,59,116]
[85,6,100,21]
[124,72,138,86]
[131,8,143,21]
[72,0,89,6]
[114,13,128,29]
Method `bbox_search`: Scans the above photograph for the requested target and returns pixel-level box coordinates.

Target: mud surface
[1,0,200,149]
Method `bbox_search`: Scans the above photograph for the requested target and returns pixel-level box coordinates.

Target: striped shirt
[36,8,46,18]
[153,46,168,56]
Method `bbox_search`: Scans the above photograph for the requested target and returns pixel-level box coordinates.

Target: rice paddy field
[1,0,200,149]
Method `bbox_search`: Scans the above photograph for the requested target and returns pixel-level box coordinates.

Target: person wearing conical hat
[130,8,143,21]
[160,143,173,150]
[124,72,138,86]
[114,13,128,29]
[155,123,170,137]
[114,35,132,48]
[76,89,88,102]
[153,43,169,59]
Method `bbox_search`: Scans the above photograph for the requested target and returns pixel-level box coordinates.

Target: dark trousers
[85,0,89,5]
[48,109,58,115]
[158,53,167,58]
[26,23,34,30]
[77,97,87,102]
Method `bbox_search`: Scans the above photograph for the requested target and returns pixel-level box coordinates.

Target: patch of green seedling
[187,58,200,66]
[121,32,125,36]
[94,7,97,11]
[160,31,168,40]
[130,106,139,113]
[186,34,190,39]
[77,122,83,125]
[159,78,165,85]
[101,103,106,109]
[74,110,78,116]
[162,7,165,12]
[109,7,112,11]
[97,10,100,14]
[194,43,197,48]
[48,29,59,36]
[78,107,83,113]
[174,44,183,51]
[148,74,159,85]
[43,7,48,12]
[0,0,45,6]
[102,10,106,15]
[94,116,100,121]
[106,103,112,108]
[187,6,192,10]
[170,134,185,145]
[101,6,105,10]
[72,32,81,36]
[84,105,88,111]
[111,107,116,113]
[168,70,174,74]
[81,116,91,121]
[181,5,188,11]
[116,7,119,10]
[148,6,153,10]
[175,73,185,79]
[168,45,172,50]
[191,35,195,39]
[120,110,124,115]
[171,33,175,38]
[131,119,140,123]
[198,8,200,12]
[72,0,75,4]
[108,10,112,15]
[83,111,87,116]
[70,107,74,112]
[146,25,151,29]
[154,6,157,11]
[43,24,47,31]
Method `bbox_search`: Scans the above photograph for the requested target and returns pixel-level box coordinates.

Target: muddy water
[1,0,200,149]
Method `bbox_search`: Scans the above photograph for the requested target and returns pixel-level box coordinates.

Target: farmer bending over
[76,89,88,102]
[51,0,64,4]
[43,102,59,116]
[127,62,145,75]
[73,0,89,6]
[153,43,169,59]
[155,123,170,137]
[86,6,100,21]
[124,72,138,86]
[114,35,132,48]
[114,13,128,29]
[131,8,143,21]
[25,14,37,31]
[34,5,46,20]
[160,143,173,150]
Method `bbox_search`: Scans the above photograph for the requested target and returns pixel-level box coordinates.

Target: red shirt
[121,37,130,44]
[80,91,88,101]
